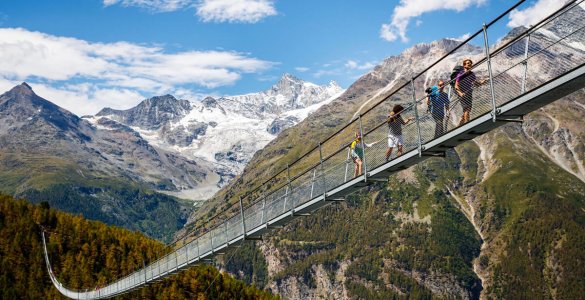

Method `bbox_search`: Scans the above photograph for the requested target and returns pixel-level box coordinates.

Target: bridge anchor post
[483,23,498,123]
[410,79,423,157]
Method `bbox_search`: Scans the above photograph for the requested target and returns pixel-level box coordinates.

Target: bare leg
[397,145,404,156]
[459,108,471,125]
[385,147,394,161]
[458,114,466,126]
[354,158,363,177]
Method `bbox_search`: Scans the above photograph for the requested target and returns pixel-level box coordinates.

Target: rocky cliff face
[97,95,192,130]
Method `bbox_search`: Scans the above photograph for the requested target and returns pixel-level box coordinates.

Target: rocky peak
[0,83,85,139]
[271,73,305,94]
[141,94,191,112]
[96,94,191,130]
[1,82,66,116]
[9,82,34,96]
[328,80,341,89]
[202,96,219,108]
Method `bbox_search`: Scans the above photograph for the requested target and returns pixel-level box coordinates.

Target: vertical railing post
[521,34,531,94]
[260,195,267,224]
[283,164,292,213]
[358,115,367,182]
[446,85,453,133]
[196,238,200,260]
[319,142,326,200]
[175,250,178,271]
[282,186,289,213]
[483,23,497,122]
[410,79,423,156]
[344,148,351,182]
[210,229,214,253]
[224,221,229,245]
[185,238,189,263]
[310,168,317,198]
[143,260,147,284]
[287,164,295,215]
[239,196,246,239]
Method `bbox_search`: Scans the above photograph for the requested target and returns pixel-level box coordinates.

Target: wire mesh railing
[43,1,585,298]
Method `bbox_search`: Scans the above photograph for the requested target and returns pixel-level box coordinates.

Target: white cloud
[313,59,377,79]
[103,0,277,23]
[195,0,277,23]
[507,0,572,28]
[0,78,146,116]
[448,32,471,41]
[103,0,192,12]
[295,67,309,72]
[0,28,275,115]
[381,0,486,42]
[173,87,215,101]
[313,69,340,79]
[345,60,376,71]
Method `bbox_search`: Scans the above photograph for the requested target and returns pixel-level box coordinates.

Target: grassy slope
[0,151,190,242]
[472,125,585,299]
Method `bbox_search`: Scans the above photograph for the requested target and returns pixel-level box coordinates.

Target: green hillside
[203,96,585,298]
[0,148,193,244]
[0,194,277,299]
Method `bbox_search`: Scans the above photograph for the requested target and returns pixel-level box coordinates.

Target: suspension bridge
[42,0,585,298]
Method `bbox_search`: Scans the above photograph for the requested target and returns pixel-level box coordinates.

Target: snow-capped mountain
[92,74,344,200]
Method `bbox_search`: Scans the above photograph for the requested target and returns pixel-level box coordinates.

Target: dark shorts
[460,92,473,111]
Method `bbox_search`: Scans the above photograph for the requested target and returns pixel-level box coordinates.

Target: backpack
[449,65,465,87]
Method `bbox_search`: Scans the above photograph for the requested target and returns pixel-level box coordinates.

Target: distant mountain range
[0,74,343,241]
[91,74,343,200]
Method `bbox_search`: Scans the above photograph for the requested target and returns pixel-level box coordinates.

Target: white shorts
[388,134,404,147]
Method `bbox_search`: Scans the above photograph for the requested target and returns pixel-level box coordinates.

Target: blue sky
[0,0,569,115]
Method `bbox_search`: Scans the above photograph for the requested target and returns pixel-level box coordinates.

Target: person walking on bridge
[455,58,485,125]
[350,132,365,177]
[385,104,414,161]
[427,80,450,138]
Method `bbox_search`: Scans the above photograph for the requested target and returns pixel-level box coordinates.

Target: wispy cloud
[103,0,277,23]
[0,28,275,115]
[447,32,471,41]
[507,0,572,28]
[196,0,277,23]
[345,60,376,71]
[313,59,377,79]
[380,0,486,42]
[0,77,146,116]
[103,0,192,12]
[295,67,309,72]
